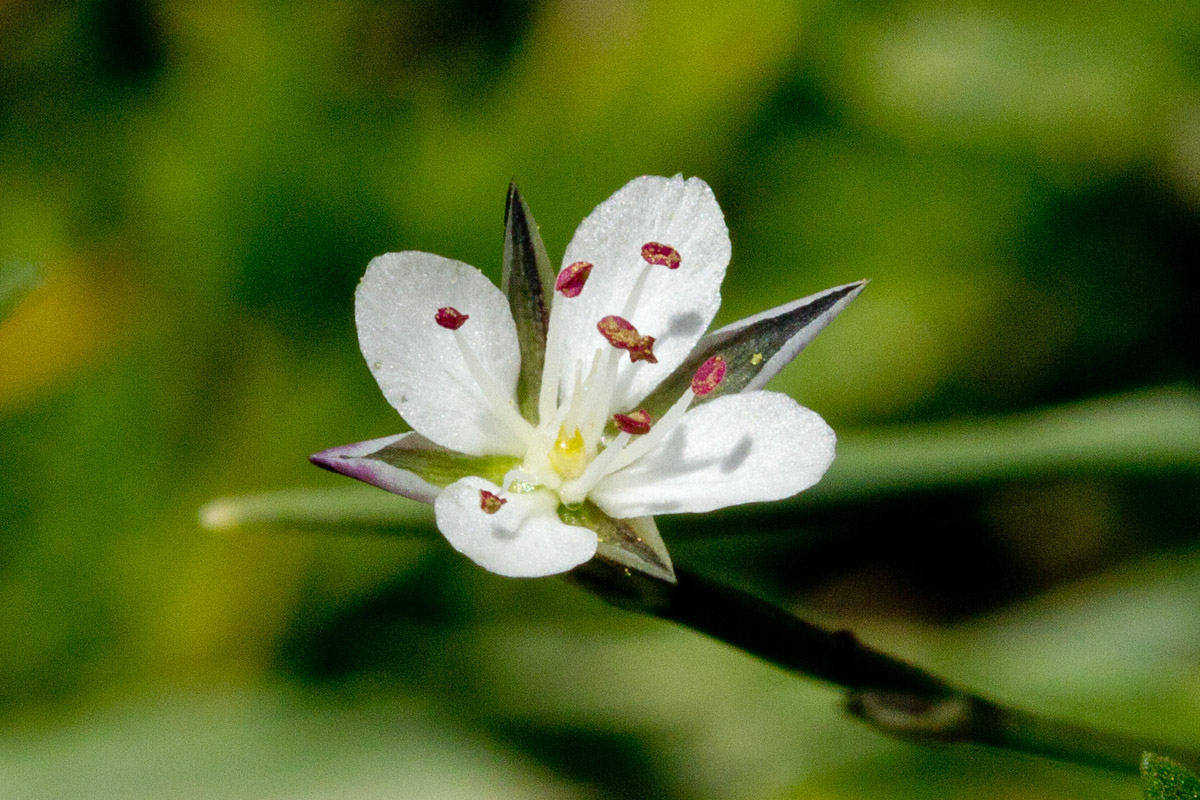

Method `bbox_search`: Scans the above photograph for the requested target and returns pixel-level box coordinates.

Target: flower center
[473,241,727,510]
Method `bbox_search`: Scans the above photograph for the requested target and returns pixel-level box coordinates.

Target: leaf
[807,386,1200,505]
[500,183,557,424]
[0,260,40,323]
[310,432,520,503]
[1143,753,1200,800]
[633,280,865,423]
[0,686,581,798]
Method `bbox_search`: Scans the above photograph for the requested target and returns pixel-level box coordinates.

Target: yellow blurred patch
[0,264,132,412]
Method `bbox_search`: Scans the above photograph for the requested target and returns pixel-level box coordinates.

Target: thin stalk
[568,560,1200,775]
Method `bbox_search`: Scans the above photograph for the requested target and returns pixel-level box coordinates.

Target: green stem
[569,560,1200,774]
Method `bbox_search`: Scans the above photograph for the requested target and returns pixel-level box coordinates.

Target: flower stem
[568,560,1200,774]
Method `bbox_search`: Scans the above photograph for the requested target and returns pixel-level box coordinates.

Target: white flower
[313,176,863,580]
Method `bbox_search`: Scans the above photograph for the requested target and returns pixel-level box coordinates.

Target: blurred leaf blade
[0,261,39,322]
[808,387,1200,504]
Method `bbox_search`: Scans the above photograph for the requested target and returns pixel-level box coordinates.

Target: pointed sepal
[310,432,520,504]
[558,502,675,584]
[633,281,866,421]
[501,182,557,423]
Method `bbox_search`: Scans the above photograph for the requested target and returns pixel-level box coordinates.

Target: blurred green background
[2,0,1199,797]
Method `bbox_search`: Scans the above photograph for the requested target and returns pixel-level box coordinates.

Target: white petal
[357,252,524,456]
[589,391,836,517]
[553,175,731,410]
[434,477,598,577]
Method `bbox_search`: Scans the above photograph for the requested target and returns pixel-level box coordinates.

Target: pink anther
[435,307,469,330]
[613,408,652,435]
[597,315,657,364]
[641,242,681,269]
[555,261,593,297]
[691,355,727,396]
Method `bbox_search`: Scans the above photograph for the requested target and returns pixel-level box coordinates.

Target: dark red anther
[612,409,652,435]
[555,261,593,297]
[641,242,681,269]
[435,306,469,330]
[597,315,657,364]
[691,355,726,396]
[479,489,506,514]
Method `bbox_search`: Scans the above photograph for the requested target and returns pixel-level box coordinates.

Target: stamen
[613,409,652,435]
[597,315,657,364]
[559,349,601,430]
[620,263,652,319]
[559,432,632,505]
[555,261,593,297]
[502,468,540,494]
[604,388,693,474]
[604,355,725,475]
[691,355,727,396]
[539,263,594,425]
[641,242,681,269]
[479,490,506,514]
[575,340,623,449]
[435,306,469,329]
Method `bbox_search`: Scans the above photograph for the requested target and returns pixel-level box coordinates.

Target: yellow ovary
[548,425,588,480]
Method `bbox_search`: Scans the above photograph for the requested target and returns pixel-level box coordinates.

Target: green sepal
[626,281,865,430]
[311,433,520,503]
[368,438,518,489]
[501,183,557,424]
[558,501,675,584]
[1143,753,1200,800]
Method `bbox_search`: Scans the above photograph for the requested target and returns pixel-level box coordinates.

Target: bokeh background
[2,1,1200,797]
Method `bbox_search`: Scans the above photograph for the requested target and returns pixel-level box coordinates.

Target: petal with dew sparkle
[589,391,836,517]
[434,477,598,577]
[552,175,731,411]
[357,252,524,456]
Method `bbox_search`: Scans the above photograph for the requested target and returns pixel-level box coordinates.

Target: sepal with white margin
[558,501,676,584]
[631,280,867,426]
[310,432,520,504]
[501,183,557,423]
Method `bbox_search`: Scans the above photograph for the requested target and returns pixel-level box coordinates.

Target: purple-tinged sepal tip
[311,433,520,505]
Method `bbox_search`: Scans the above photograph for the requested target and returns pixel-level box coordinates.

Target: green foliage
[0,261,38,322]
[1143,754,1200,800]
